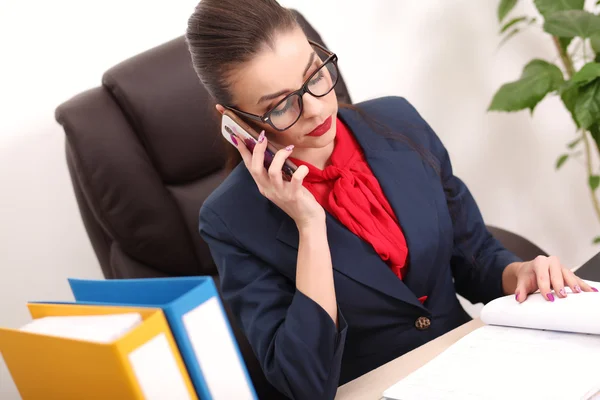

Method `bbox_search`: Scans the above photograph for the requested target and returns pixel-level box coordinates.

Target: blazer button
[415,316,431,330]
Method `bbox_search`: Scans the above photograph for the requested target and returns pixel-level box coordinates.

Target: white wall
[1,0,599,398]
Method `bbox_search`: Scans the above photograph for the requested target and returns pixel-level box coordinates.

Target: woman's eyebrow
[256,51,317,105]
[302,51,317,77]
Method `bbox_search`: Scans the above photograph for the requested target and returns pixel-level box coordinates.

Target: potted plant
[489,0,600,244]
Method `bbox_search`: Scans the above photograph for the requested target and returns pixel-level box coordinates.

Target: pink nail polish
[258,131,265,143]
[547,293,555,302]
[285,145,294,151]
[559,288,566,297]
[575,285,582,293]
[515,292,519,301]
[593,287,599,292]
[229,134,238,146]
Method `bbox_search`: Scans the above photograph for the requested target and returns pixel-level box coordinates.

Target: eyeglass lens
[269,59,339,130]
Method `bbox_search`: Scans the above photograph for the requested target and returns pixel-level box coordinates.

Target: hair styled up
[185,0,441,178]
[185,0,298,170]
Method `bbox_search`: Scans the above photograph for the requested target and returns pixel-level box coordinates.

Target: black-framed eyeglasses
[224,40,339,132]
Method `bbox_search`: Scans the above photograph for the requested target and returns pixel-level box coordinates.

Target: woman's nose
[301,93,323,119]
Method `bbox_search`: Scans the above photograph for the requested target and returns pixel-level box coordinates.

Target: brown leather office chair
[486,226,546,262]
[54,10,546,398]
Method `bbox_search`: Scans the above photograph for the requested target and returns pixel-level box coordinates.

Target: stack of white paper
[384,284,600,400]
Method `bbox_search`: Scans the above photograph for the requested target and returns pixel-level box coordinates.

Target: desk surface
[334,319,485,400]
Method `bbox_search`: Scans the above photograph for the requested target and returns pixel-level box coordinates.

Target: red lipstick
[307,116,333,137]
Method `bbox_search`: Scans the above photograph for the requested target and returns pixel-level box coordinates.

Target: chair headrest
[102,36,226,185]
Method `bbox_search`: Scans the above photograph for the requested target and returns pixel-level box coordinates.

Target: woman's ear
[215,104,225,115]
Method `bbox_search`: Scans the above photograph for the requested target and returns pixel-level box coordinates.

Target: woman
[186,1,597,399]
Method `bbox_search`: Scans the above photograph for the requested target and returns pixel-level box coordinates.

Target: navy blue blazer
[198,96,520,400]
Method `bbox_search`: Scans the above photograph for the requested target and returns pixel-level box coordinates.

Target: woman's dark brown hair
[185,0,442,179]
[185,0,298,171]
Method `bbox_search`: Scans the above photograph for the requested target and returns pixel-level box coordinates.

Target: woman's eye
[309,70,325,86]
[271,97,293,116]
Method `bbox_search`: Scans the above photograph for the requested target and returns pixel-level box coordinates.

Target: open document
[383,282,600,400]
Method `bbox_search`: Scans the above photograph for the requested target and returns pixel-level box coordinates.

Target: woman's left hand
[506,255,598,303]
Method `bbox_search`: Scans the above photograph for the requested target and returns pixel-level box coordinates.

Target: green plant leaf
[560,85,580,126]
[591,33,600,54]
[556,154,570,169]
[559,62,600,98]
[544,10,600,38]
[589,175,600,190]
[593,236,600,244]
[500,16,528,33]
[567,136,582,148]
[489,60,564,112]
[534,0,584,17]
[498,18,538,48]
[574,79,600,128]
[570,62,600,86]
[498,27,523,48]
[498,0,519,22]
[590,124,600,154]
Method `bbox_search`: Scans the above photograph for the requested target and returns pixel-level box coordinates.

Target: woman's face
[222,27,338,151]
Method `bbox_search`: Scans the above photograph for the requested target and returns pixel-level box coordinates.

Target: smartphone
[221,110,298,181]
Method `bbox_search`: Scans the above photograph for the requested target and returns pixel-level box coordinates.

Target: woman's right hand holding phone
[234,130,338,330]
[234,131,325,229]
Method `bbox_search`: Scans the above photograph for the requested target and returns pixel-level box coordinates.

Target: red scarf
[290,117,410,280]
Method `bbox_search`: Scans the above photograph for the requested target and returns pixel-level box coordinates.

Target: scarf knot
[289,117,410,280]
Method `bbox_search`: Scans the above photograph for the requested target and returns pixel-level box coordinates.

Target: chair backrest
[56,10,352,281]
[486,226,547,262]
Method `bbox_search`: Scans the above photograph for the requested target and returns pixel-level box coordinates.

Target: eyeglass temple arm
[307,39,333,56]
[224,106,266,123]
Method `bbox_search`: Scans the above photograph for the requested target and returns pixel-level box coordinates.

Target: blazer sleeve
[400,98,522,304]
[199,204,348,400]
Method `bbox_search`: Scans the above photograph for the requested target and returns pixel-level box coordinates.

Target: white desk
[335,319,485,400]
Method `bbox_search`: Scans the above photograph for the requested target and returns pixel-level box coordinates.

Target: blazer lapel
[275,106,441,310]
[276,211,426,311]
[338,107,442,297]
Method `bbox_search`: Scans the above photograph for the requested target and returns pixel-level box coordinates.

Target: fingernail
[575,285,582,293]
[229,134,238,146]
[515,292,519,301]
[285,145,294,151]
[547,293,555,302]
[258,130,265,143]
[593,287,599,292]
[559,288,566,297]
